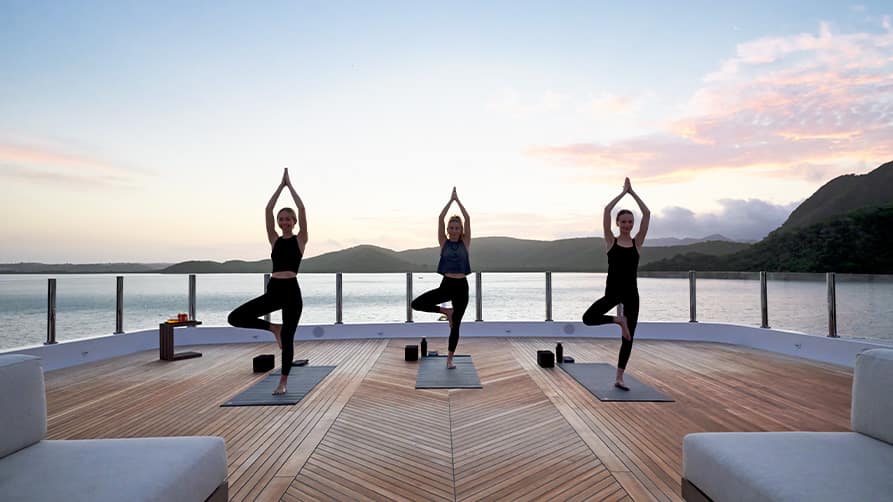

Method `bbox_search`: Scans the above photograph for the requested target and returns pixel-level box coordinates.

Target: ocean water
[1,272,891,350]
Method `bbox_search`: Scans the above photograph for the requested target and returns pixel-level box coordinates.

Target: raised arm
[284,169,308,254]
[628,179,650,249]
[438,195,452,248]
[453,188,471,248]
[603,184,627,250]
[266,171,287,246]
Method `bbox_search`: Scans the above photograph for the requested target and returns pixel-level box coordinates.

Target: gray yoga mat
[221,365,336,407]
[560,363,673,402]
[415,355,482,389]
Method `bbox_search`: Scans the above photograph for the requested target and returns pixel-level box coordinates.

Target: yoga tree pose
[228,168,307,395]
[582,177,650,390]
[411,187,472,369]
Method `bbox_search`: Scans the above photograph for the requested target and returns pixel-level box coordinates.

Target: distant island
[0,237,747,274]
[2,160,891,274]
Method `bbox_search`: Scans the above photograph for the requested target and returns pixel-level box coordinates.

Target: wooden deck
[44,338,854,501]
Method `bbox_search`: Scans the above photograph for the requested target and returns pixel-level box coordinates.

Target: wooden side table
[159,320,203,361]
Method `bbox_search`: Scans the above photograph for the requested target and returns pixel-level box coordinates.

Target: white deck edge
[3,321,890,372]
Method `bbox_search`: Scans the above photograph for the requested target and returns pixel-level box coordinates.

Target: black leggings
[411,276,469,352]
[228,277,302,376]
[582,291,640,370]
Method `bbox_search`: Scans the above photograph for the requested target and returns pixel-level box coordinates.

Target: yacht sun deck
[40,336,853,502]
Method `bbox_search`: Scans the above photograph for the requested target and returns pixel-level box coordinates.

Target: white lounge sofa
[0,354,228,502]
[682,348,893,502]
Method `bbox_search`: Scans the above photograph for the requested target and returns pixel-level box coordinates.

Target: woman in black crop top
[582,178,650,390]
[228,168,308,395]
[411,187,471,369]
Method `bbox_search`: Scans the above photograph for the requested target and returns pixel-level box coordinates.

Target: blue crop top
[271,236,302,273]
[437,240,471,275]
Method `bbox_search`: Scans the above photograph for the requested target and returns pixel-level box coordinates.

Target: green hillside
[779,160,893,232]
[153,237,746,273]
[642,206,893,273]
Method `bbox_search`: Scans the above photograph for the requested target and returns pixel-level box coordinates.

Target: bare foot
[270,324,283,349]
[446,356,456,369]
[615,316,631,341]
[441,307,454,328]
[273,375,288,395]
[614,381,629,391]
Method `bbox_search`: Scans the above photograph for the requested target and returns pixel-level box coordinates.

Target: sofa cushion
[852,348,893,444]
[0,355,46,458]
[0,437,227,502]
[683,432,893,502]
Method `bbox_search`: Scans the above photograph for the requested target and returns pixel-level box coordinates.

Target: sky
[1,1,891,262]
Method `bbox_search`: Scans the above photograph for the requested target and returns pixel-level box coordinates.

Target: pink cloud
[0,141,145,186]
[529,23,893,182]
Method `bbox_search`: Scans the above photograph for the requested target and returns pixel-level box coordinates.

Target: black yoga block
[562,356,575,364]
[405,344,419,361]
[253,354,274,373]
[537,350,555,368]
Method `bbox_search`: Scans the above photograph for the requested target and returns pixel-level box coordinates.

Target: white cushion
[683,432,893,502]
[852,348,893,444]
[0,355,46,458]
[0,437,227,502]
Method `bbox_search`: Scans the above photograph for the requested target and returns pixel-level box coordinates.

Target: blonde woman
[228,168,307,395]
[411,187,472,369]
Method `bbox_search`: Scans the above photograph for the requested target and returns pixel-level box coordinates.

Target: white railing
[38,270,845,344]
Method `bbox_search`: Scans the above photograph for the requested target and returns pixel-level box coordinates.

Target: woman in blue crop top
[582,177,650,390]
[411,187,471,369]
[228,168,308,395]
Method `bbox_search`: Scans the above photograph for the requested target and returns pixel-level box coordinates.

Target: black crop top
[271,236,302,273]
[605,238,639,293]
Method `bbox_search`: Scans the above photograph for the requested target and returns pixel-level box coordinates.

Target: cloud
[0,141,146,187]
[486,89,567,118]
[649,199,800,241]
[488,88,654,123]
[528,22,893,183]
[586,92,652,116]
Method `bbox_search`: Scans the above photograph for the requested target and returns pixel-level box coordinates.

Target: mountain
[163,260,267,274]
[779,160,893,232]
[0,263,169,274]
[642,206,893,273]
[302,245,418,273]
[151,237,747,273]
[645,234,741,247]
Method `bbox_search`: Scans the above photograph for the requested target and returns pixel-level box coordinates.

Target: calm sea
[1,272,891,350]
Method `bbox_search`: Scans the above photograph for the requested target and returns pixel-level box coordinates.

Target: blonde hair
[447,215,464,239]
[277,207,297,222]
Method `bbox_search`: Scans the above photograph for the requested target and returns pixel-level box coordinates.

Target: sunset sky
[2,1,891,262]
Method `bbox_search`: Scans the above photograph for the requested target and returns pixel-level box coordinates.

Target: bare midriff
[444,273,466,279]
[271,271,297,279]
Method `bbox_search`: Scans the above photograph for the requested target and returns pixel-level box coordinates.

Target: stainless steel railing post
[406,272,413,323]
[115,276,124,334]
[475,272,483,322]
[46,278,57,345]
[263,274,271,323]
[545,271,553,322]
[760,271,770,329]
[827,272,838,338]
[188,274,196,321]
[335,272,343,324]
[689,270,697,322]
